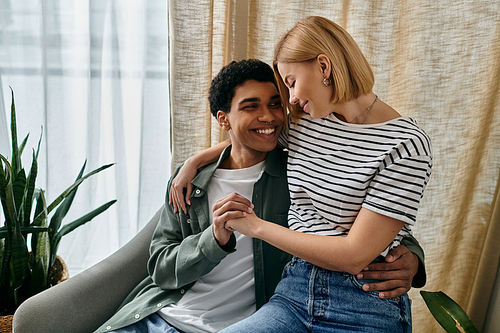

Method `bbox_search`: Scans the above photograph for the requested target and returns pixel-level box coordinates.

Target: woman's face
[277,59,334,119]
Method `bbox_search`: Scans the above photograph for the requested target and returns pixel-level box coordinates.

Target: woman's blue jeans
[220,256,412,333]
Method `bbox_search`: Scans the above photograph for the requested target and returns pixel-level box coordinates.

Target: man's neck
[219,148,267,170]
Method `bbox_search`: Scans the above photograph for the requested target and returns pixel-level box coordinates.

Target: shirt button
[195,189,201,195]
[157,303,162,307]
[180,289,185,294]
[135,314,140,319]
[187,219,191,223]
[106,326,112,330]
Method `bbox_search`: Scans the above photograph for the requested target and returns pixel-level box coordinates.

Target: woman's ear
[317,54,332,78]
[217,111,231,130]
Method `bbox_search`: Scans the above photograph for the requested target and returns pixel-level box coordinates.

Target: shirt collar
[190,145,283,196]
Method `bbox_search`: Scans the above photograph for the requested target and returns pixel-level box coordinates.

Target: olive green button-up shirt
[96,146,292,332]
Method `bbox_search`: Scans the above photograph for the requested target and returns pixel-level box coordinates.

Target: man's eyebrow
[270,94,281,100]
[238,97,261,105]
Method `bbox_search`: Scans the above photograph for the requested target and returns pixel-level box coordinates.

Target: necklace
[352,95,378,124]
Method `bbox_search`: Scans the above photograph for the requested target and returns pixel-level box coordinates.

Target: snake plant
[0,88,117,315]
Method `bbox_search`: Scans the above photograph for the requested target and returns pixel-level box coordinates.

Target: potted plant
[0,88,117,321]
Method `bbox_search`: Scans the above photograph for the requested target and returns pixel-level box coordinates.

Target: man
[98,59,425,333]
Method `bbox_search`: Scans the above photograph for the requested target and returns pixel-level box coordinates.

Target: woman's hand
[212,193,254,245]
[168,158,198,215]
[226,211,265,238]
[169,139,232,215]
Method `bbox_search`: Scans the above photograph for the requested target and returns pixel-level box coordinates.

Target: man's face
[220,80,284,157]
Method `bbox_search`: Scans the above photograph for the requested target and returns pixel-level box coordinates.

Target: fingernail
[363,284,369,291]
[380,293,385,298]
[357,273,363,279]
[387,255,394,261]
[363,267,369,271]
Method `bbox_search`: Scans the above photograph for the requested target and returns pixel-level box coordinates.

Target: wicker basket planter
[0,316,13,333]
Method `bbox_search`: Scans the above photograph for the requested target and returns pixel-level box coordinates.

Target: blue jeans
[108,313,182,333]
[220,257,412,333]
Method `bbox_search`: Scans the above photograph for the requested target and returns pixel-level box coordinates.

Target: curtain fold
[169,1,500,332]
[0,0,171,276]
[469,168,500,329]
[169,0,220,169]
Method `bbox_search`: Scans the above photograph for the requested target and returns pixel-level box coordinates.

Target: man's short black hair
[208,59,277,118]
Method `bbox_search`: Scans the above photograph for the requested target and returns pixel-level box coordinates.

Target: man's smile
[254,127,276,135]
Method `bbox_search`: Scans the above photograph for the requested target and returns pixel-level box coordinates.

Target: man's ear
[217,111,231,130]
[317,54,332,78]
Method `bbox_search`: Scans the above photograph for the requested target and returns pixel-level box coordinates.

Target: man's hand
[356,245,419,299]
[212,193,253,246]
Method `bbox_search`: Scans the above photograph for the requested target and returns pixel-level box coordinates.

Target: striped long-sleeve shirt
[279,114,433,255]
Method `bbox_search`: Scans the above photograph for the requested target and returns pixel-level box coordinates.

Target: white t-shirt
[158,160,265,333]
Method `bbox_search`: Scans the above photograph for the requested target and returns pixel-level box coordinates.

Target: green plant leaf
[0,156,15,291]
[13,281,25,309]
[18,133,29,159]
[9,87,20,175]
[32,188,44,227]
[12,168,26,215]
[0,226,49,238]
[30,190,44,263]
[23,150,38,227]
[0,236,9,290]
[0,238,5,285]
[9,217,30,290]
[33,163,114,225]
[35,127,43,159]
[50,199,116,266]
[420,291,479,333]
[0,157,12,229]
[49,160,86,243]
[0,155,17,233]
[33,190,49,289]
[27,255,46,297]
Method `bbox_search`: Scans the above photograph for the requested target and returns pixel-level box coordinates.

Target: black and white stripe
[283,114,433,253]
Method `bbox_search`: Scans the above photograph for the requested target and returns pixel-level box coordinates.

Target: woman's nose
[289,94,298,105]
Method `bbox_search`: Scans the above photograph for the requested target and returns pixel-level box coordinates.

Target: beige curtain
[169,1,500,331]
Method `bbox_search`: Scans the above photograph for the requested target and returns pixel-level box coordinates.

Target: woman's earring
[323,77,331,87]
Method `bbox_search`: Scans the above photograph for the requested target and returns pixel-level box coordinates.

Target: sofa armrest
[13,206,164,333]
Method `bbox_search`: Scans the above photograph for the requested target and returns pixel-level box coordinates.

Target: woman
[172,16,432,332]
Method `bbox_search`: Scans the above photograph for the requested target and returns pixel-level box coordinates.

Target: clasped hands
[212,192,418,299]
[212,192,257,246]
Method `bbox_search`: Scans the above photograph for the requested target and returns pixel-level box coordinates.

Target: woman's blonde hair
[273,16,374,120]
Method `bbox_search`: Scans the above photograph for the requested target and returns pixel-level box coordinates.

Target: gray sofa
[12,206,163,333]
